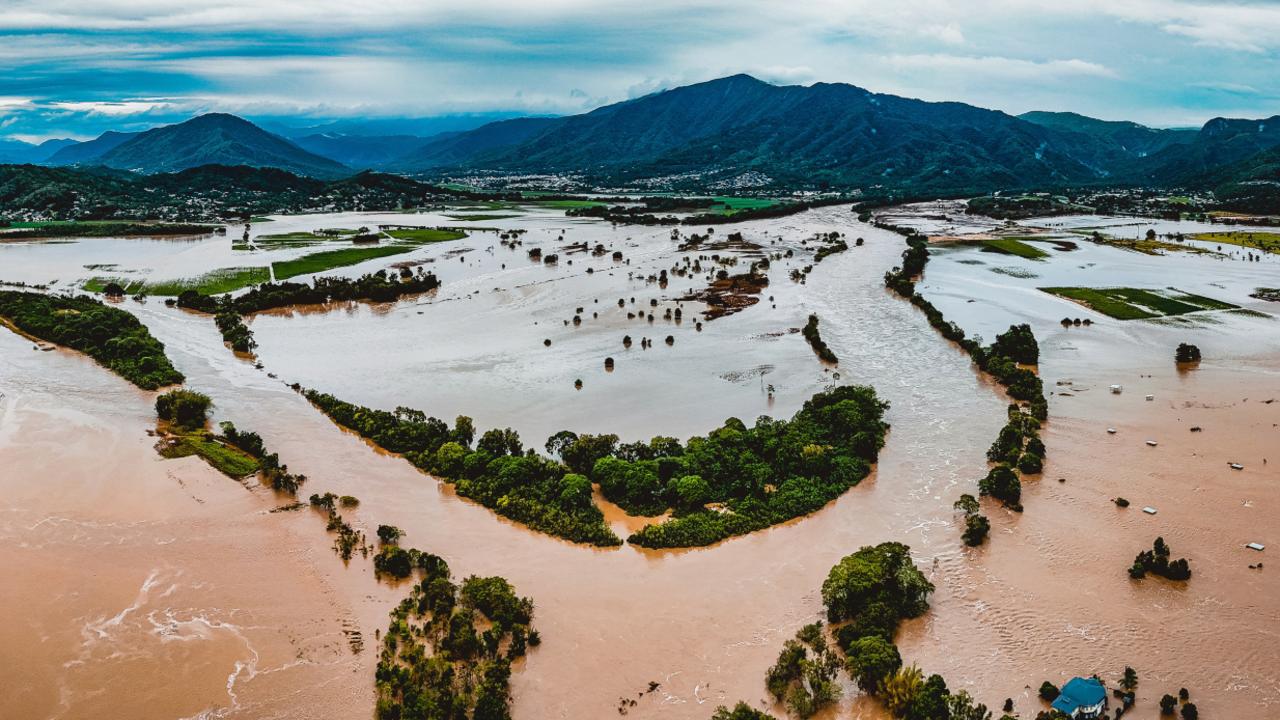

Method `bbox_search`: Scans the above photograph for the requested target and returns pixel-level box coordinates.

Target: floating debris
[1246,542,1265,551]
[1107,427,1117,434]
[1145,440,1159,447]
[1110,384,1123,394]
[1142,506,1158,515]
[1229,463,1244,470]
[1145,394,1155,401]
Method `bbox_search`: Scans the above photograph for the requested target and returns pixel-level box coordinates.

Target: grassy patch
[531,199,607,210]
[708,197,778,215]
[143,267,271,296]
[272,246,415,280]
[445,213,522,221]
[383,227,466,245]
[982,237,1049,259]
[1192,231,1280,254]
[83,276,143,294]
[158,431,260,478]
[1040,287,1239,320]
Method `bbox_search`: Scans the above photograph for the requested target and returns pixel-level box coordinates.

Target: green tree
[845,635,902,693]
[155,389,212,430]
[883,664,924,718]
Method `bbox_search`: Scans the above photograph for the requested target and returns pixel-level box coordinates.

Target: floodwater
[1,203,1277,720]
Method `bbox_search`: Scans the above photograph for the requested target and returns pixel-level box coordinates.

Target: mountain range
[13,75,1280,197]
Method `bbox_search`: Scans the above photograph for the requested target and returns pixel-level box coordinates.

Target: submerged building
[1051,677,1108,719]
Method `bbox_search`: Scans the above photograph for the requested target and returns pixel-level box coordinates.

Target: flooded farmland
[2,203,1277,720]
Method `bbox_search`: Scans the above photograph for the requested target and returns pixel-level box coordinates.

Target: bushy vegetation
[710,703,778,720]
[765,623,841,718]
[1130,537,1192,581]
[219,421,308,494]
[755,542,992,720]
[375,552,537,720]
[0,291,183,389]
[608,385,889,548]
[801,314,839,364]
[303,390,621,546]
[1175,343,1201,363]
[272,246,419,280]
[155,389,211,429]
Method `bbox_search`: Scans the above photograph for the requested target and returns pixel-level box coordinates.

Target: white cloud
[50,100,174,115]
[885,54,1117,80]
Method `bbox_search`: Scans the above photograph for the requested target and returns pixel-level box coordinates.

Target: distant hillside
[47,131,139,166]
[0,138,78,164]
[1018,111,1195,160]
[93,114,350,178]
[291,133,431,169]
[1127,115,1280,187]
[0,163,480,221]
[392,74,1136,192]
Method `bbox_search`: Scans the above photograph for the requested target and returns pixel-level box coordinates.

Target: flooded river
[1,203,1276,719]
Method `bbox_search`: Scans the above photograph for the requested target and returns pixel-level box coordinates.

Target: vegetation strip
[272,246,417,280]
[881,227,1048,542]
[801,313,838,364]
[0,290,183,389]
[302,383,889,548]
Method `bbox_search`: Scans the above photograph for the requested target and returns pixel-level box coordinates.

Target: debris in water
[1229,463,1244,470]
[1145,440,1159,447]
[1142,506,1158,515]
[1107,427,1117,434]
[1246,542,1265,551]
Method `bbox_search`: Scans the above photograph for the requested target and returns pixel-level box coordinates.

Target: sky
[2,0,1280,142]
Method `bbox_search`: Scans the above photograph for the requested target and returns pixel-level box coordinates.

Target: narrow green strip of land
[382,227,467,245]
[1192,231,1280,254]
[272,246,416,280]
[158,431,261,478]
[982,237,1049,259]
[0,290,184,388]
[1040,286,1238,320]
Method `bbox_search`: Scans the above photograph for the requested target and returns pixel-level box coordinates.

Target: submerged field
[1040,286,1238,320]
[2,202,1278,720]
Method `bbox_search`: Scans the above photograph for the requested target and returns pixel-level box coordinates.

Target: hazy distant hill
[290,133,432,169]
[92,114,350,178]
[47,131,140,166]
[1018,111,1195,160]
[1127,115,1280,187]
[0,138,78,164]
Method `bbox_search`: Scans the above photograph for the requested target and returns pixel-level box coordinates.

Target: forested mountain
[46,131,140,166]
[84,114,350,178]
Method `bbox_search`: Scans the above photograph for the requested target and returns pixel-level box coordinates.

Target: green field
[982,237,1049,259]
[1040,286,1239,320]
[1192,231,1280,254]
[383,228,467,244]
[445,214,522,221]
[253,230,357,248]
[272,246,415,280]
[531,199,607,209]
[85,267,270,296]
[142,267,271,296]
[159,431,260,478]
[708,197,778,215]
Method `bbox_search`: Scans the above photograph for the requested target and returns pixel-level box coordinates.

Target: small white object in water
[1107,427,1117,434]
[1110,384,1123,394]
[1146,440,1158,447]
[1247,542,1265,551]
[1146,394,1154,401]
[1229,463,1244,470]
[1142,506,1158,515]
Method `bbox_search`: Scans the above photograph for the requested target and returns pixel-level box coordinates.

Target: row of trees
[880,229,1048,542]
[0,290,184,389]
[801,313,839,364]
[303,382,890,549]
[302,389,622,546]
[1130,537,1192,581]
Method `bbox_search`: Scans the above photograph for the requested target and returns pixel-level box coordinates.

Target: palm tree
[882,664,924,718]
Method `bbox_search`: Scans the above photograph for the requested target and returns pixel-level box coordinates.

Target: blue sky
[2,0,1279,141]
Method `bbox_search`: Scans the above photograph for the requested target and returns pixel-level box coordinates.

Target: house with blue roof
[1052,677,1108,719]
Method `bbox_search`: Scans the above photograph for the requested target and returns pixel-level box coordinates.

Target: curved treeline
[303,389,622,546]
[881,228,1048,539]
[303,384,889,549]
[0,290,183,389]
[801,313,839,364]
[177,269,441,353]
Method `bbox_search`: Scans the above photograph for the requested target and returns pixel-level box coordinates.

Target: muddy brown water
[1,205,1277,719]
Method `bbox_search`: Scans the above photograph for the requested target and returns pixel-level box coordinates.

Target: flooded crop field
[2,202,1277,719]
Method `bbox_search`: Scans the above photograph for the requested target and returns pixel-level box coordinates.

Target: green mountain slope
[95,114,350,178]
